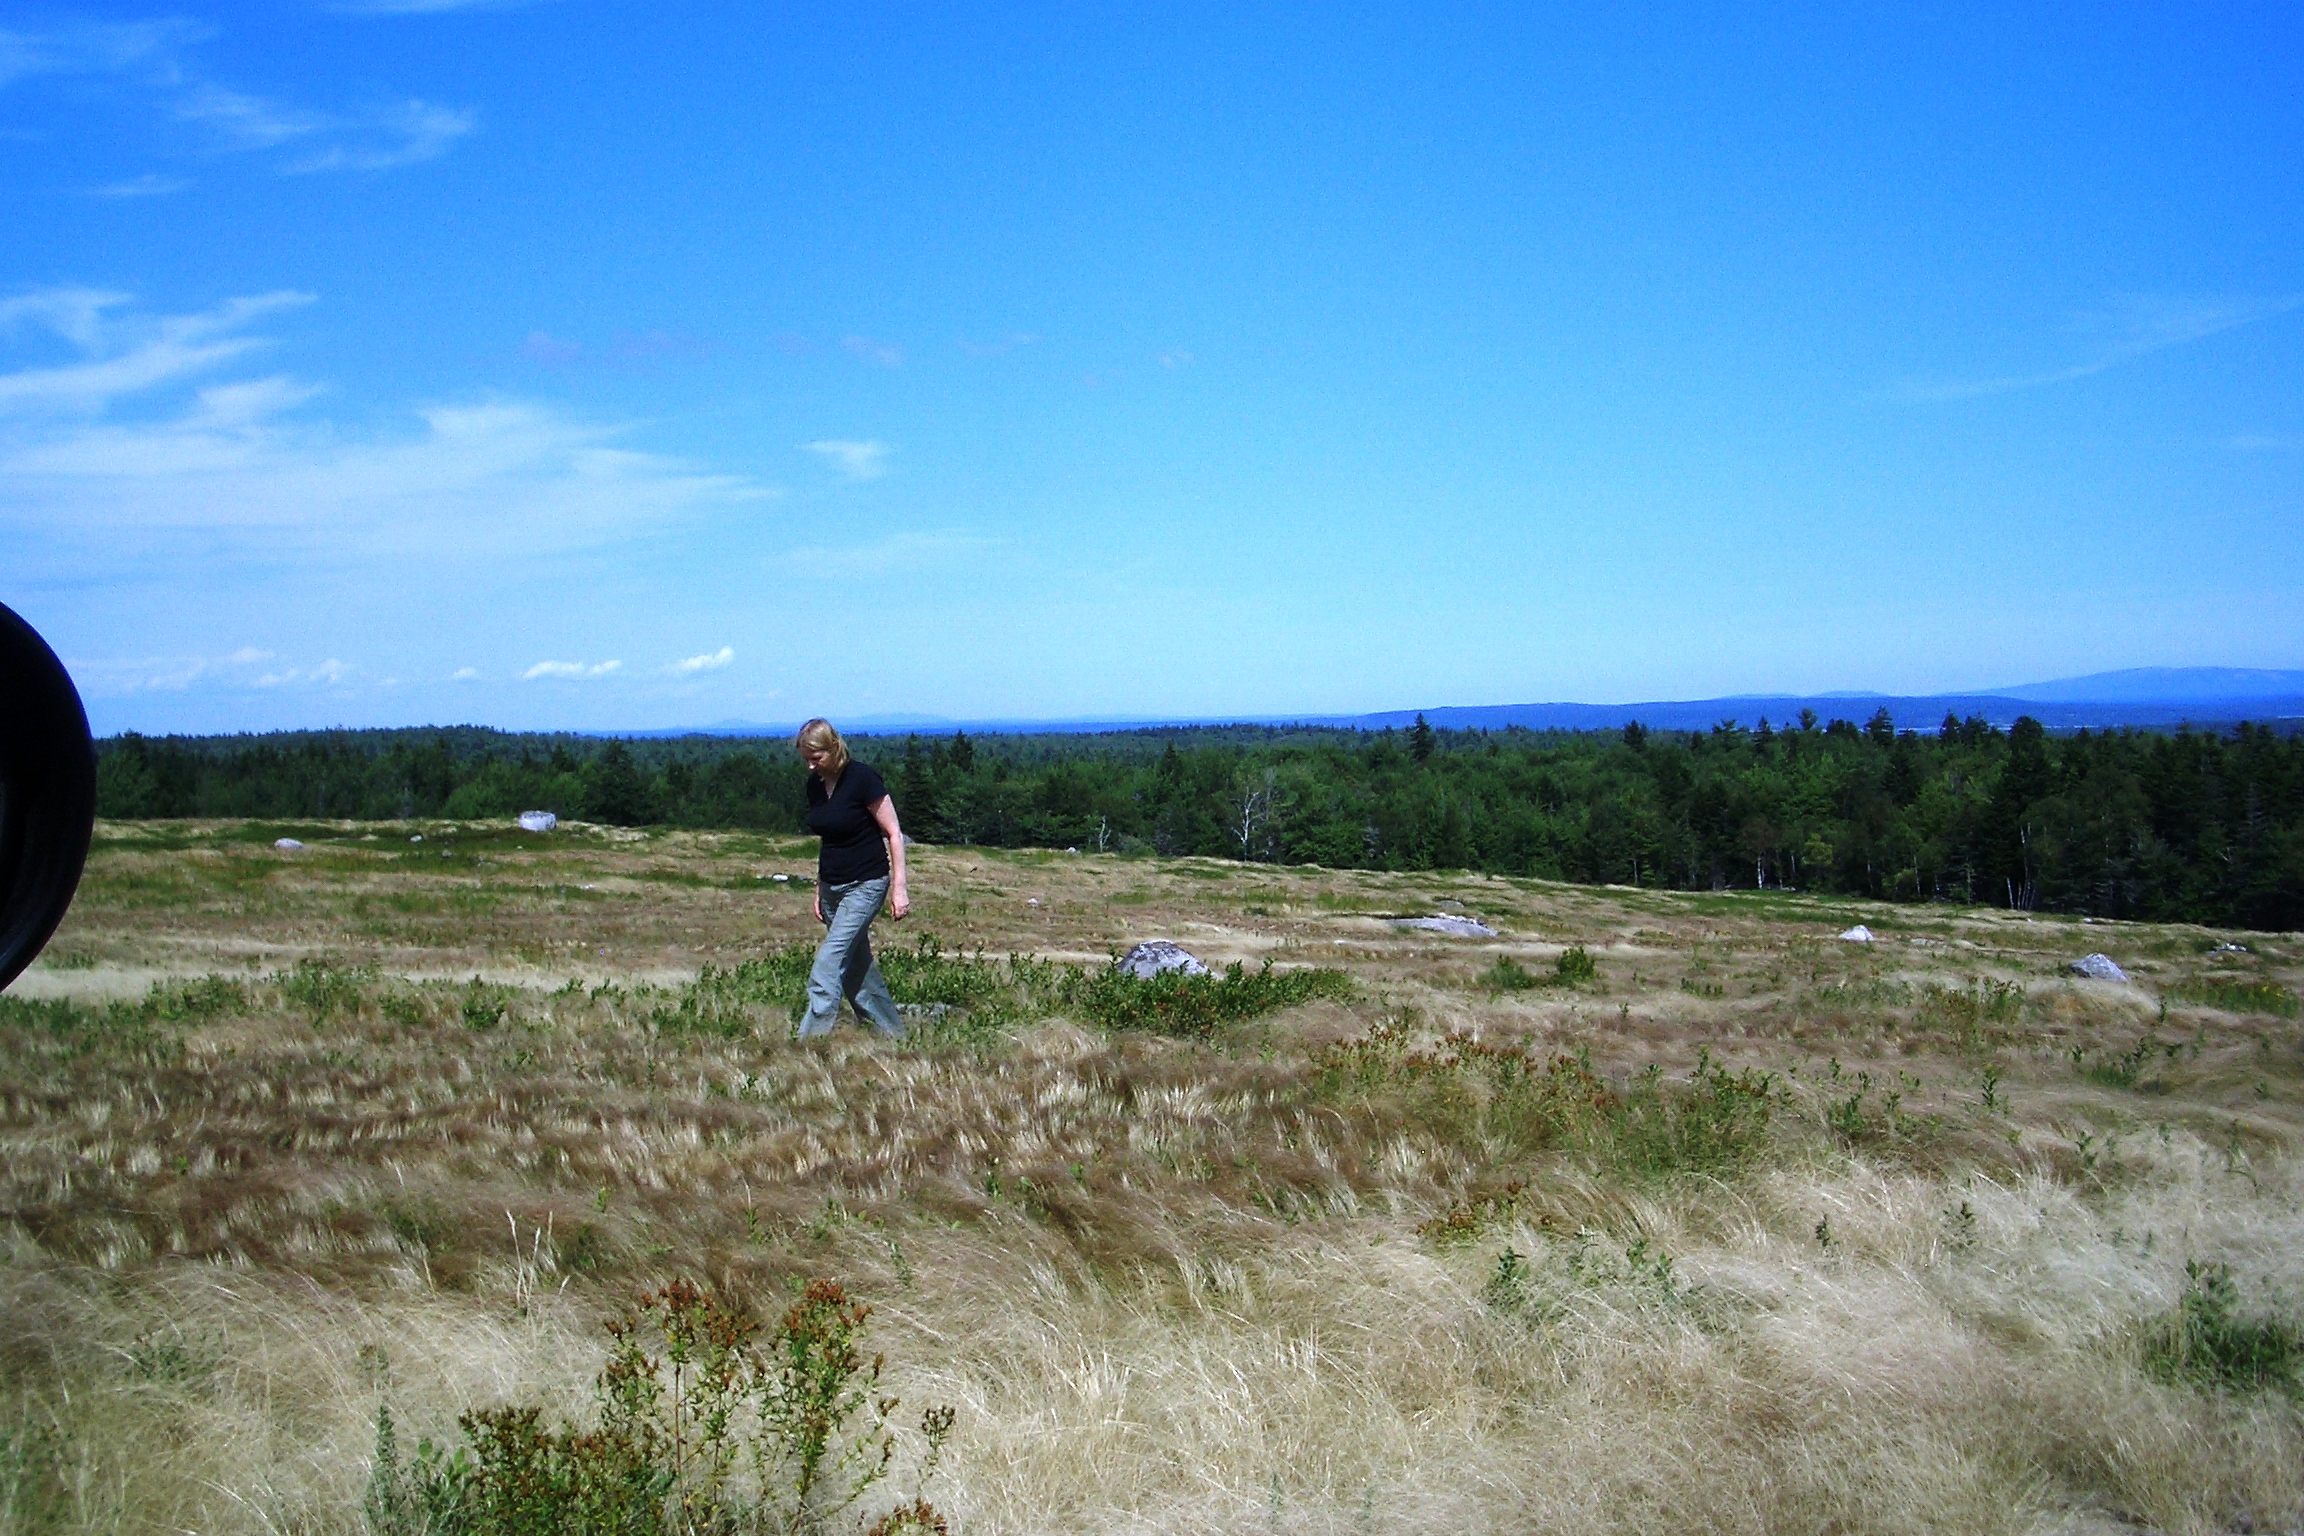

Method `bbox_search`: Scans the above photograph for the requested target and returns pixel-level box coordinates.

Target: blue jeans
[801,877,903,1039]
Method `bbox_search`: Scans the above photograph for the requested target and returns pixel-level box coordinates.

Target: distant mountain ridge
[634,667,2304,740]
[1988,667,2304,703]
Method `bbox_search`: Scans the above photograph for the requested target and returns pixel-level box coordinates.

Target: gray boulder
[1392,915,1499,938]
[1119,940,1209,979]
[1839,925,1875,943]
[517,810,557,833]
[273,838,305,851]
[2069,953,2129,983]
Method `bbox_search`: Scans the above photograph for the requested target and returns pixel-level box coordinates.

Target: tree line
[94,709,2304,929]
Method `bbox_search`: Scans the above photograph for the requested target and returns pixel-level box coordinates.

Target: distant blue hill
[1989,667,2304,703]
[627,665,2304,740]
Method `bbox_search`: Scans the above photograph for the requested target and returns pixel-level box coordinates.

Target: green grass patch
[1319,1026,1774,1178]
[2144,1261,2302,1395]
[2169,978,2299,1018]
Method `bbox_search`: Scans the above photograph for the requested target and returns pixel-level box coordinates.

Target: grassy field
[5,819,2303,1534]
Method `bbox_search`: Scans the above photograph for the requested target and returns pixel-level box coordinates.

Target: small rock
[771,874,790,883]
[274,838,305,851]
[517,810,558,833]
[1027,898,1041,907]
[2069,953,2129,983]
[1838,925,1875,943]
[897,1002,952,1021]
[2211,942,2249,954]
[1118,941,1209,979]
[1393,915,1499,938]
[410,834,423,843]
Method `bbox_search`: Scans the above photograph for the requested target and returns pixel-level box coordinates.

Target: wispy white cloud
[449,666,481,680]
[0,21,473,174]
[84,172,192,198]
[254,657,352,688]
[956,332,1039,357]
[176,82,321,150]
[841,335,904,368]
[1,291,775,569]
[1899,294,2304,402]
[804,438,890,480]
[785,530,995,579]
[522,659,622,680]
[287,99,475,171]
[0,288,311,417]
[62,645,343,698]
[0,20,205,89]
[666,646,735,675]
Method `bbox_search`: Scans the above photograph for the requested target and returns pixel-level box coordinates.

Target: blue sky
[5,3,2301,735]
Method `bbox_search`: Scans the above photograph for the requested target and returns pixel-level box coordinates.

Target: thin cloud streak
[785,530,995,579]
[804,438,890,480]
[84,173,192,198]
[1899,294,2304,402]
[841,335,904,368]
[0,21,473,174]
[0,289,312,416]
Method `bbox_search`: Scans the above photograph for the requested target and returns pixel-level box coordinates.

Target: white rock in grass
[1839,925,1875,943]
[2070,953,2129,983]
[517,810,558,833]
[274,838,305,851]
[1393,915,1499,938]
[1119,940,1209,979]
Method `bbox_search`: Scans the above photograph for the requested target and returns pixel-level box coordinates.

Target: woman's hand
[871,794,909,920]
[812,889,824,923]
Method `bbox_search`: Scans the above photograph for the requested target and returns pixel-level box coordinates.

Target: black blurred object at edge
[0,601,96,992]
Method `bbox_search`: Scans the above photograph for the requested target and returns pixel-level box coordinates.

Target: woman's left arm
[871,796,909,919]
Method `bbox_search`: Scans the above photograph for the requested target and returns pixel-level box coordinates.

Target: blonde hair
[795,718,849,776]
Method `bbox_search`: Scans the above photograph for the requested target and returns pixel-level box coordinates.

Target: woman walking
[795,719,909,1038]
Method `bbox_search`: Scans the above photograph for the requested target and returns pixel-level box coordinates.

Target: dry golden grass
[4,820,2302,1533]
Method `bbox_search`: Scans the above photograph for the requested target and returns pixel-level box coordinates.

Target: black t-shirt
[805,761,891,884]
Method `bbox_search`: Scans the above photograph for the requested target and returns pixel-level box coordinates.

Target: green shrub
[1062,959,1353,1038]
[278,959,374,1023]
[1553,947,1597,985]
[2143,1261,2301,1395]
[1613,1050,1776,1176]
[460,978,512,1031]
[368,1279,952,1536]
[1478,957,1540,992]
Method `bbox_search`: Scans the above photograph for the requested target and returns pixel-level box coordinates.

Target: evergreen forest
[94,709,2304,930]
